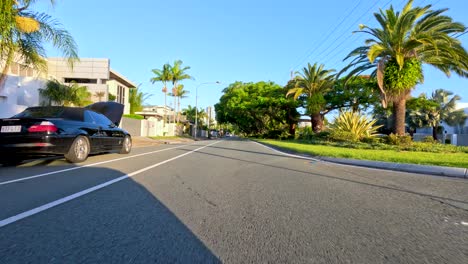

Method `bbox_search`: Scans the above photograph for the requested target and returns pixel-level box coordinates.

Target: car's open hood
[86,102,124,125]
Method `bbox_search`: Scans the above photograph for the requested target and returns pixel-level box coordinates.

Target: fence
[120,117,189,137]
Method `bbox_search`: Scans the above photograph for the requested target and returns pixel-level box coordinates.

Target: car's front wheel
[65,136,90,163]
[119,136,132,154]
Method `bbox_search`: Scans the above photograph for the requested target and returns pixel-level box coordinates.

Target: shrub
[386,133,412,146]
[329,111,382,142]
[422,136,437,143]
[330,130,359,142]
[123,114,144,120]
[296,126,314,140]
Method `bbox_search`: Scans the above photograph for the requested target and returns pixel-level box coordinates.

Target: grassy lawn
[257,139,468,168]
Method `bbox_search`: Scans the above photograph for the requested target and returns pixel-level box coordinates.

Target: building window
[117,85,125,104]
[64,78,98,84]
[101,79,108,84]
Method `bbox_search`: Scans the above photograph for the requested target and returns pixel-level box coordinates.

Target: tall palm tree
[170,60,192,123]
[0,0,78,89]
[169,84,190,123]
[150,63,172,126]
[286,63,335,132]
[340,0,468,135]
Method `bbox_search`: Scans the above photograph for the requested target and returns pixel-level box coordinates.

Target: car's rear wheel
[65,136,90,163]
[119,136,132,154]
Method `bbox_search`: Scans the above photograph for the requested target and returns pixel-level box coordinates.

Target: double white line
[0,141,219,228]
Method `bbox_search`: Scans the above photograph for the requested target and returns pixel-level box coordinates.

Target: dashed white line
[0,141,220,228]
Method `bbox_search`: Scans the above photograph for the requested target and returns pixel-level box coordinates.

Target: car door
[89,111,121,150]
[83,110,103,152]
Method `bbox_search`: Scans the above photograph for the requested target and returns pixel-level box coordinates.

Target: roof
[109,69,137,88]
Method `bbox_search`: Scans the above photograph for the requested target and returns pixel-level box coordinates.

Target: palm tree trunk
[432,126,438,140]
[311,113,323,133]
[177,96,180,123]
[393,98,407,136]
[163,90,167,127]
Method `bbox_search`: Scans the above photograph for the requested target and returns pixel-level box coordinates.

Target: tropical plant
[108,93,116,102]
[286,63,335,133]
[170,60,192,123]
[329,111,382,142]
[444,109,467,134]
[94,91,105,102]
[129,86,152,114]
[429,89,463,140]
[340,0,468,135]
[150,63,172,125]
[0,0,78,89]
[39,79,65,105]
[67,82,92,106]
[39,80,91,106]
[169,83,189,123]
[182,105,206,126]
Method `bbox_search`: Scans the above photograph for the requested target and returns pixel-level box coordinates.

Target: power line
[315,0,392,68]
[291,0,390,72]
[289,0,365,71]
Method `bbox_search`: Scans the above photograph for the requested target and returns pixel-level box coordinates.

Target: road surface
[1,138,467,263]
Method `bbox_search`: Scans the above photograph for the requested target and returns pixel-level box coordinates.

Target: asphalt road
[1,138,467,263]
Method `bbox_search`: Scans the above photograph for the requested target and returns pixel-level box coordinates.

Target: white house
[0,57,136,118]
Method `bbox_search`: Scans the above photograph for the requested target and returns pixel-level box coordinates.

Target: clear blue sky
[35,0,468,112]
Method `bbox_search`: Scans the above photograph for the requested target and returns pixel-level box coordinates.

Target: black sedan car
[0,102,132,165]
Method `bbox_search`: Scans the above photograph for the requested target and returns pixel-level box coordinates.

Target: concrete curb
[319,157,467,179]
[253,141,467,179]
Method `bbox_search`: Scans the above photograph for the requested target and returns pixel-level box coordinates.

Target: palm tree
[170,60,192,123]
[39,79,66,105]
[430,89,462,140]
[129,86,152,114]
[39,80,91,106]
[94,91,105,102]
[0,0,78,90]
[286,63,335,132]
[340,0,468,135]
[150,63,172,126]
[169,84,190,123]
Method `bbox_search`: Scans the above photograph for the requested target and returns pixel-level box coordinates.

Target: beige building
[0,57,136,117]
[47,58,135,114]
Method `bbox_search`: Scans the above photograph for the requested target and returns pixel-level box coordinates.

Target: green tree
[182,105,206,126]
[286,63,335,133]
[216,81,299,137]
[430,89,463,140]
[340,0,468,135]
[39,80,91,106]
[0,0,78,89]
[150,63,172,125]
[170,60,192,123]
[129,86,152,114]
[169,84,189,123]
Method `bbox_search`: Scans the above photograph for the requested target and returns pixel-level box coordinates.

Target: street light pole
[194,81,220,139]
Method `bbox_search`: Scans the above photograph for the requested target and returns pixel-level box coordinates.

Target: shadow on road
[0,166,220,263]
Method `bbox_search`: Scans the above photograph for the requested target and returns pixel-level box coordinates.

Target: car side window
[84,110,96,124]
[90,111,113,126]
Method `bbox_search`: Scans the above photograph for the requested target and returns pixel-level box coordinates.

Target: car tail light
[28,121,58,133]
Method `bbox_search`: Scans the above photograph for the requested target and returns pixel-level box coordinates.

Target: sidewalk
[131,136,195,147]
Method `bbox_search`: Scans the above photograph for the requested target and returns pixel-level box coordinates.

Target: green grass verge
[257,139,468,168]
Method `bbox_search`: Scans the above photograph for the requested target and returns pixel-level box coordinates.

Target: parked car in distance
[0,102,131,165]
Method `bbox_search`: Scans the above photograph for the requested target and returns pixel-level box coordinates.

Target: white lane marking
[0,141,220,228]
[0,143,197,186]
[251,141,319,161]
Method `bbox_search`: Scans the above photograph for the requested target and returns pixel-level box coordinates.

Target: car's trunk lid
[85,102,124,125]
